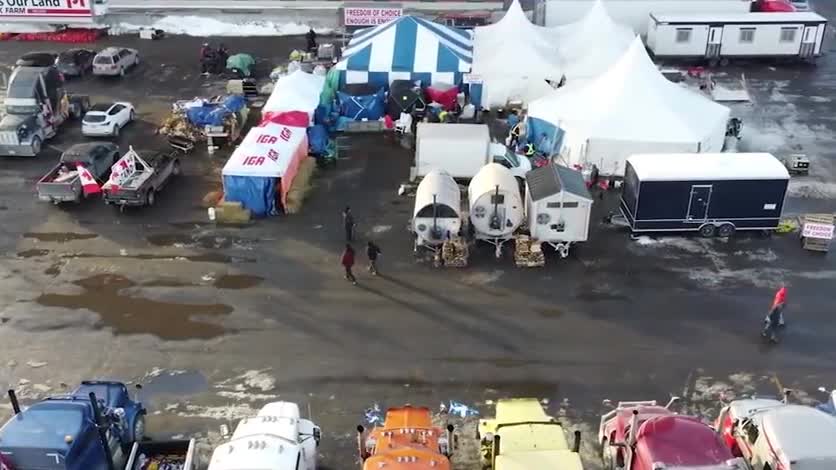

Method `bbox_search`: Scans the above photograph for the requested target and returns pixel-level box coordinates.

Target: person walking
[367,241,382,275]
[766,285,787,327]
[306,28,318,52]
[199,43,212,75]
[341,244,357,284]
[343,206,356,242]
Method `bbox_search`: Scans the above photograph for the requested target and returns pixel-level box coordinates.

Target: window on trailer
[547,202,579,208]
[675,28,692,43]
[780,27,797,42]
[739,28,755,43]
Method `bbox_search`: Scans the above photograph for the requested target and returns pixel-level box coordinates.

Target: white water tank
[468,163,524,239]
[413,170,462,246]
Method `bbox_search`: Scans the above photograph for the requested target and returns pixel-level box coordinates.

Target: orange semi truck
[357,405,455,469]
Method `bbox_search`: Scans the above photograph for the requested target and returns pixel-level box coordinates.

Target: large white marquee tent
[528,38,730,176]
[472,0,562,107]
[553,0,635,82]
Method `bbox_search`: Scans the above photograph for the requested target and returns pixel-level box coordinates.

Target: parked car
[716,398,836,470]
[37,142,119,204]
[15,51,57,68]
[93,47,140,77]
[82,102,136,137]
[790,0,812,10]
[56,48,96,77]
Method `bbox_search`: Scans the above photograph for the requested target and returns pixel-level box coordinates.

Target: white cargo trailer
[525,164,593,258]
[411,123,530,181]
[647,12,827,63]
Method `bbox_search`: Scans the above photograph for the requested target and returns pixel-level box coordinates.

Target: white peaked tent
[529,38,730,176]
[553,0,635,82]
[472,0,562,107]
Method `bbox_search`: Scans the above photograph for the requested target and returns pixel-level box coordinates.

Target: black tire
[717,223,735,238]
[172,160,181,176]
[708,58,719,67]
[130,414,145,443]
[129,110,135,122]
[146,190,156,207]
[120,67,126,77]
[719,58,730,67]
[113,125,119,137]
[699,224,716,238]
[31,136,42,156]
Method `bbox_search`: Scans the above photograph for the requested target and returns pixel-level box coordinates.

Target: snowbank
[0,23,59,33]
[111,15,332,37]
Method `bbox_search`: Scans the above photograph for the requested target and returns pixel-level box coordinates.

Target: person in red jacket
[341,244,357,284]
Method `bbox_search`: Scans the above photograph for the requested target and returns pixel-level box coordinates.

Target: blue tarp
[337,89,385,120]
[185,95,247,127]
[223,175,277,217]
[307,125,329,156]
[526,117,565,155]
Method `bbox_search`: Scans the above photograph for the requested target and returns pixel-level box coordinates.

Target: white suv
[93,47,139,77]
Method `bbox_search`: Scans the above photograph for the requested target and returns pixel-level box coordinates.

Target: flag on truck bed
[76,164,101,196]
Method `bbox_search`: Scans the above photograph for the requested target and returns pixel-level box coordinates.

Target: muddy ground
[0,15,835,470]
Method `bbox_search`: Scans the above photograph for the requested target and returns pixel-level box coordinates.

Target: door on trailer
[800,26,817,58]
[686,185,712,222]
[706,26,723,59]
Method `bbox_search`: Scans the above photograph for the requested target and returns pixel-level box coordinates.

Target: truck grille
[0,131,18,146]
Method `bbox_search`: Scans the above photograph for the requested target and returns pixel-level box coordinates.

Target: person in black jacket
[306,28,318,52]
[367,241,381,275]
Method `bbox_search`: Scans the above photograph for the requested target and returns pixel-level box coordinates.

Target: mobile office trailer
[647,12,827,63]
[620,153,789,237]
[525,164,593,258]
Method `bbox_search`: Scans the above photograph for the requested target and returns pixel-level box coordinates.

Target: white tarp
[262,70,325,121]
[472,0,562,107]
[222,123,307,178]
[529,38,730,175]
[552,0,635,82]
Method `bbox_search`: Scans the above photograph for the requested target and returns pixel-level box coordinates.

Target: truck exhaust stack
[627,409,639,446]
[7,389,20,414]
[573,430,581,452]
[356,425,367,460]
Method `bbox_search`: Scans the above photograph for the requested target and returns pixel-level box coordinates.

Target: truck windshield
[5,105,40,115]
[0,406,83,448]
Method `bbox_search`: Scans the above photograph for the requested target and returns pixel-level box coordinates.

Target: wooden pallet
[514,235,545,268]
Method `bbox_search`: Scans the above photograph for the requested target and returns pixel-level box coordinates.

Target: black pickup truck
[102,148,180,211]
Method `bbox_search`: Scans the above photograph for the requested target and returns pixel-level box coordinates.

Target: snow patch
[112,16,331,37]
[809,96,831,103]
[787,180,836,199]
[0,23,59,33]
[217,391,279,401]
[178,403,256,420]
[241,370,276,391]
[460,269,504,285]
[371,225,392,234]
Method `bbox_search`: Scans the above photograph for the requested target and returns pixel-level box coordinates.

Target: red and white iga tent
[222,123,308,216]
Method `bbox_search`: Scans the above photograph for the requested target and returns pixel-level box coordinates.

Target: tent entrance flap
[223,175,278,217]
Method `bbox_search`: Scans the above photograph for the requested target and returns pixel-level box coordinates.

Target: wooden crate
[800,213,834,253]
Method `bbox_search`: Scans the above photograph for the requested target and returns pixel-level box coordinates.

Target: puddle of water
[61,253,254,263]
[0,206,8,211]
[537,308,564,318]
[141,370,209,399]
[44,262,62,277]
[213,274,263,289]
[35,274,233,340]
[147,234,250,250]
[23,232,98,243]
[18,249,49,258]
[142,279,195,288]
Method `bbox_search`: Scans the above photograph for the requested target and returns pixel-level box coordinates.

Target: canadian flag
[76,164,101,196]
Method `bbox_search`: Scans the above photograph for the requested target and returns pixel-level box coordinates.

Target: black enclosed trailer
[620,153,789,237]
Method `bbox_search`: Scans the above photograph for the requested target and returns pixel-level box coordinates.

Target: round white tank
[468,163,523,238]
[413,170,462,245]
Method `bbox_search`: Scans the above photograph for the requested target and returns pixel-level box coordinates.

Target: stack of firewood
[441,239,468,268]
[515,235,545,268]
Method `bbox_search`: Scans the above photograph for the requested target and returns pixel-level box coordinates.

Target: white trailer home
[647,12,827,63]
[533,0,750,36]
[524,164,593,258]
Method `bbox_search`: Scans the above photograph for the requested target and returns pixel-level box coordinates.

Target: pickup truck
[102,147,181,211]
[37,142,119,204]
[0,381,146,470]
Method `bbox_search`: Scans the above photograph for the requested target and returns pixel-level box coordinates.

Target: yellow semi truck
[478,398,584,470]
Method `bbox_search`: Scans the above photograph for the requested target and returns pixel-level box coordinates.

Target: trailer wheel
[719,58,730,67]
[708,58,719,67]
[717,223,735,238]
[146,190,156,207]
[699,224,716,238]
[31,136,42,156]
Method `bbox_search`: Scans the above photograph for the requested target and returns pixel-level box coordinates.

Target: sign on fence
[344,6,403,27]
[802,222,835,240]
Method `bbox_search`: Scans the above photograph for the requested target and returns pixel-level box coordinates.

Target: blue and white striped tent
[336,15,473,88]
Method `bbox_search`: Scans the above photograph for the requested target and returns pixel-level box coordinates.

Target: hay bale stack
[441,239,468,268]
[214,200,251,224]
[515,235,545,268]
[285,158,317,215]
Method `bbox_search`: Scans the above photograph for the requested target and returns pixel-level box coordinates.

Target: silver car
[92,47,139,77]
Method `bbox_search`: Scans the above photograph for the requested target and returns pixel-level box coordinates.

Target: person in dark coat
[216,43,229,74]
[341,244,357,284]
[366,241,381,275]
[200,42,212,74]
[306,28,318,52]
[343,206,356,242]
